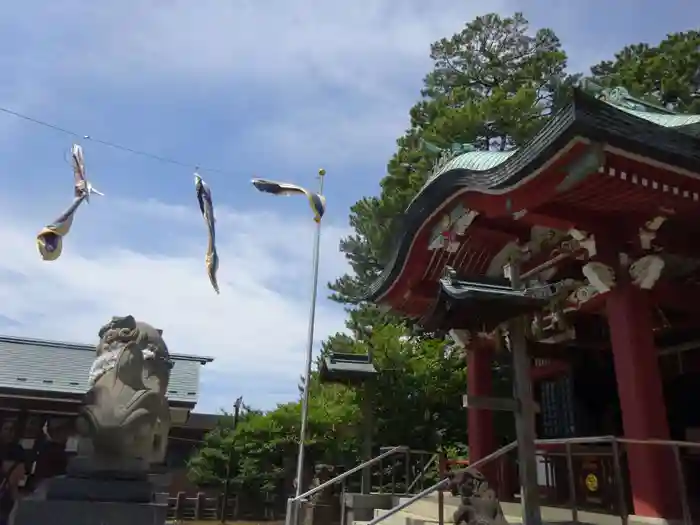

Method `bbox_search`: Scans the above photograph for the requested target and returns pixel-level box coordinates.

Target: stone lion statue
[447,468,508,525]
[75,315,173,467]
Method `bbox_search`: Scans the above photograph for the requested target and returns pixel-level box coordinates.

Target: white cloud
[5,1,507,90]
[1,0,514,167]
[0,196,351,411]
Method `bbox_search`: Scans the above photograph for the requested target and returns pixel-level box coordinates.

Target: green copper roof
[417,86,699,198]
[579,80,700,134]
[418,151,516,203]
[613,105,700,130]
[430,150,517,180]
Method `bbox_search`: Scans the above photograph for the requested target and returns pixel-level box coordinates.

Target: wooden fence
[165,491,282,522]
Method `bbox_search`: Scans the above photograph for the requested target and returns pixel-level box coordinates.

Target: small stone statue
[303,465,340,525]
[308,465,336,504]
[75,315,173,470]
[448,469,507,525]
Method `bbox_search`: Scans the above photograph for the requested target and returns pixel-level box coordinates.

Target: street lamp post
[221,396,243,523]
[250,169,327,505]
[294,169,325,499]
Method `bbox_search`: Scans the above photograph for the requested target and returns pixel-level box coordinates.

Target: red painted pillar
[606,284,679,518]
[467,338,496,483]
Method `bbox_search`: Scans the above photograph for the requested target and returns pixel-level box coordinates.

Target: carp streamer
[36,144,103,261]
[250,178,326,223]
[195,173,220,294]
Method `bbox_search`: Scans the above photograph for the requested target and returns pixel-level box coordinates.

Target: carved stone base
[10,464,165,525]
[9,499,167,525]
[303,502,340,525]
[30,475,154,502]
[67,454,149,479]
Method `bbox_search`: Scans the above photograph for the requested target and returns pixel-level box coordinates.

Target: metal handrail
[292,445,407,502]
[406,453,439,494]
[369,478,451,525]
[617,437,700,448]
[284,445,408,525]
[366,441,518,525]
[366,435,700,525]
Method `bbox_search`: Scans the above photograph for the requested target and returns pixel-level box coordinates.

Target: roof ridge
[0,334,214,363]
[0,334,93,351]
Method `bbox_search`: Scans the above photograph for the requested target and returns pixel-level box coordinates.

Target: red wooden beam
[514,211,574,232]
[472,219,528,243]
[533,202,639,239]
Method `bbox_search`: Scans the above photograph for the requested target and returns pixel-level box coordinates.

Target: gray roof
[0,335,213,406]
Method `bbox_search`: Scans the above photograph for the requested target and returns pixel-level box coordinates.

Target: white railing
[365,436,699,525]
[282,436,699,525]
[366,441,517,525]
[284,445,408,525]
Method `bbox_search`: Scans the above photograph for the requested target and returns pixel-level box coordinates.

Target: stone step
[356,492,676,525]
[394,496,459,522]
[373,507,434,525]
[393,494,623,525]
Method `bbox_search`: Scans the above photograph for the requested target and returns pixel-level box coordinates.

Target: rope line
[0,105,233,175]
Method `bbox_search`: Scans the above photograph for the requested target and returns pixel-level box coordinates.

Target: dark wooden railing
[166,491,282,522]
[162,446,438,522]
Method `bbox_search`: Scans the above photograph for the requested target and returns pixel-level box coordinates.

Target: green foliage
[188,323,464,491]
[589,30,700,113]
[368,324,467,450]
[188,387,361,492]
[329,13,575,304]
[324,323,467,450]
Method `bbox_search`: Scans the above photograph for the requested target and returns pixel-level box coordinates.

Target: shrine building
[0,334,217,494]
[363,85,700,521]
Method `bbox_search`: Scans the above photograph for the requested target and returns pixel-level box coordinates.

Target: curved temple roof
[363,88,700,304]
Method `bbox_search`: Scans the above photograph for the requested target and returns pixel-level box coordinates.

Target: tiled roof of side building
[0,335,214,406]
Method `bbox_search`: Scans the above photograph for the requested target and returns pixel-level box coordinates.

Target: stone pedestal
[10,499,167,525]
[10,458,167,525]
[303,502,339,525]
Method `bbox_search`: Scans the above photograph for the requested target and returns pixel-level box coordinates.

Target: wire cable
[0,105,233,175]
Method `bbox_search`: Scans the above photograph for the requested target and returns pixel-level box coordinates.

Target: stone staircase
[359,493,625,525]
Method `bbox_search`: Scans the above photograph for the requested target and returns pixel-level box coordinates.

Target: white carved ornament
[629,255,665,290]
[427,206,479,252]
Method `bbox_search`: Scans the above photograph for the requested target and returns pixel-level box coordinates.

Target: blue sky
[0,0,696,413]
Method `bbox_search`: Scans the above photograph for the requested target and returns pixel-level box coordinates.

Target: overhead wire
[0,105,233,175]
